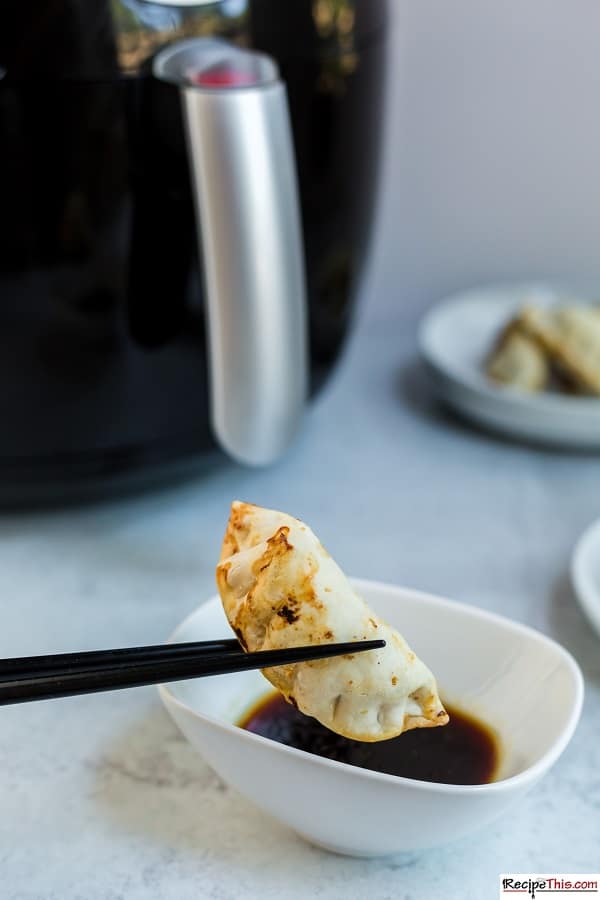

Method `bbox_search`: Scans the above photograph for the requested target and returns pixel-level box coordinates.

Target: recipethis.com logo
[500,875,600,900]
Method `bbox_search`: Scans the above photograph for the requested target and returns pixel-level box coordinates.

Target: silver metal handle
[154,40,308,466]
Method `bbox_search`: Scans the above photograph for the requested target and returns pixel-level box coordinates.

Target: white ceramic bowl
[159,579,583,857]
[571,517,600,638]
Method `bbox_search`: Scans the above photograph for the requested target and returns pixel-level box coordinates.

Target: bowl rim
[159,577,584,796]
[571,516,600,636]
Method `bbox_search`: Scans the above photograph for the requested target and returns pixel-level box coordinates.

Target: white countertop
[1,310,599,900]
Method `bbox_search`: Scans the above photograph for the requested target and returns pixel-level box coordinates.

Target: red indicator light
[190,64,257,88]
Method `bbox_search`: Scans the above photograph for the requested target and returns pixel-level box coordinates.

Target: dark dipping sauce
[239,692,499,785]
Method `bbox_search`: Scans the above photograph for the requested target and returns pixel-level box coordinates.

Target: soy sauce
[239,693,499,785]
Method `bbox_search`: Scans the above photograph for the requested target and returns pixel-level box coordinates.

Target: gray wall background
[364,0,600,323]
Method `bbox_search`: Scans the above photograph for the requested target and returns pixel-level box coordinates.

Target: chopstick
[0,639,386,705]
[0,639,242,679]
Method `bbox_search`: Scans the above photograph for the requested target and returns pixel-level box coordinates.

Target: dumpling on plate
[519,304,600,395]
[486,319,549,391]
[216,501,448,742]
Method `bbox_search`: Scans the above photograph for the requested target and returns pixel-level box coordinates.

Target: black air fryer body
[0,0,387,502]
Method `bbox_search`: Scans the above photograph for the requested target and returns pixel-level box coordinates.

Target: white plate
[419,282,600,448]
[571,517,600,638]
[159,579,583,857]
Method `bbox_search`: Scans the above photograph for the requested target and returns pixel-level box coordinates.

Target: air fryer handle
[154,40,308,466]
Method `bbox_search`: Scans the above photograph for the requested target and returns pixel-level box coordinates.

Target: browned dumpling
[216,502,448,742]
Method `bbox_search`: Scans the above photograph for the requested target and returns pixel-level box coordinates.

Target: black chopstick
[0,639,242,679]
[0,639,386,705]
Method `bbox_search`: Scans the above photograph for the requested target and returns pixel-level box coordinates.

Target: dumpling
[216,501,448,742]
[486,319,549,391]
[519,304,600,395]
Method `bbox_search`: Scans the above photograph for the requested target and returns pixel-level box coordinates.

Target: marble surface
[1,310,599,900]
